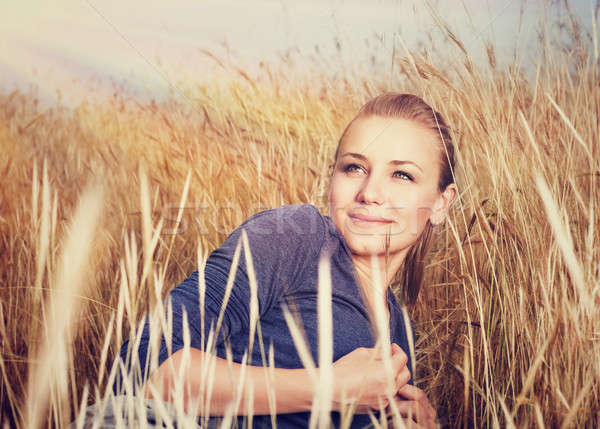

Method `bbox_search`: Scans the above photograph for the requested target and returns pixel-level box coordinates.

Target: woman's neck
[351,248,407,299]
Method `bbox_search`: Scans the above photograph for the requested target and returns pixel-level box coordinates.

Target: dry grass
[0,2,599,427]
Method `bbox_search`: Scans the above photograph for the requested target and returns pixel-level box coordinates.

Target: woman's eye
[343,163,364,174]
[393,170,414,181]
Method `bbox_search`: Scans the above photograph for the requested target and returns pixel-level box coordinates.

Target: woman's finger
[394,367,411,392]
[390,399,431,423]
[386,415,427,429]
[397,384,423,400]
[397,384,437,420]
[386,402,436,429]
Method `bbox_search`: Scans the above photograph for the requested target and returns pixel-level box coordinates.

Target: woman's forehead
[339,116,440,165]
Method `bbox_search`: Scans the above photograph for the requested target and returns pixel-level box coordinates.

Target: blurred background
[1,0,596,108]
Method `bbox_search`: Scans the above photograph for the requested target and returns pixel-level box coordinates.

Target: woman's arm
[143,347,315,416]
[144,343,412,418]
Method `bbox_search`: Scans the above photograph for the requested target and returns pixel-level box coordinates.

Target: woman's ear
[429,183,458,225]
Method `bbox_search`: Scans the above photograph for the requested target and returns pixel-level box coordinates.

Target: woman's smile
[348,211,394,226]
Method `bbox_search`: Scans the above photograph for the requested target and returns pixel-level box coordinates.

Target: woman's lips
[348,213,393,224]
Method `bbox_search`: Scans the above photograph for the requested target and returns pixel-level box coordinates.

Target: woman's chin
[344,236,399,257]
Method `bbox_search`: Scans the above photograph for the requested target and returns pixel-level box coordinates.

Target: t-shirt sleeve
[124,204,327,383]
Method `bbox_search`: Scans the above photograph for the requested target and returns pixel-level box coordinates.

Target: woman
[111,92,457,429]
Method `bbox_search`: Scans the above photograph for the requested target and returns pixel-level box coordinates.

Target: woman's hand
[331,344,411,414]
[384,384,438,429]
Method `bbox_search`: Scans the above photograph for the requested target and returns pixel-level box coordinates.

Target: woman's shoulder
[204,204,334,301]
[210,204,332,264]
[209,203,346,277]
[243,203,322,222]
[237,203,333,239]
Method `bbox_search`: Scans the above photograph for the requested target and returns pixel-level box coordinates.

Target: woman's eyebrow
[389,159,423,173]
[341,152,423,173]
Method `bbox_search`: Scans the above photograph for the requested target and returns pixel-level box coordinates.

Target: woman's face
[328,115,450,259]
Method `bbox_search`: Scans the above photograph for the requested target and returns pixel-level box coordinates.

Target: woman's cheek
[332,179,356,208]
[391,196,431,237]
[413,197,437,233]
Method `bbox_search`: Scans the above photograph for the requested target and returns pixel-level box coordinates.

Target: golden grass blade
[400,305,416,389]
[534,173,590,311]
[231,350,249,421]
[498,394,517,429]
[175,309,192,421]
[196,243,207,354]
[72,383,89,429]
[135,394,151,428]
[96,312,115,388]
[147,297,168,390]
[241,229,259,359]
[369,254,401,426]
[139,164,153,293]
[50,188,58,268]
[545,93,594,162]
[33,158,50,304]
[144,383,175,429]
[31,160,38,229]
[585,201,595,281]
[518,109,544,168]
[161,168,192,277]
[123,230,140,324]
[559,373,595,429]
[246,370,255,429]
[115,261,129,355]
[512,320,558,417]
[308,396,319,429]
[214,236,243,346]
[103,351,123,404]
[152,260,170,348]
[396,35,420,81]
[24,183,104,429]
[218,403,235,429]
[201,331,218,422]
[223,342,235,409]
[280,302,317,382]
[116,359,134,407]
[533,400,545,429]
[367,410,380,429]
[316,251,333,429]
[424,0,468,57]
[128,313,151,383]
[463,341,471,429]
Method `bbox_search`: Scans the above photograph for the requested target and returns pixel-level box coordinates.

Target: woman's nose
[356,173,385,205]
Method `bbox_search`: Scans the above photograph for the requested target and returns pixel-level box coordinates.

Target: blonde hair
[331,92,456,304]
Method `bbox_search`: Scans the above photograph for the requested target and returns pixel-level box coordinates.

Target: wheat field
[0,3,599,428]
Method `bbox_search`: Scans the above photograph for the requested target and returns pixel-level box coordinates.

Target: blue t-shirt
[114,203,414,428]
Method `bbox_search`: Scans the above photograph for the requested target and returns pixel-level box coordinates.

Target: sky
[0,0,597,108]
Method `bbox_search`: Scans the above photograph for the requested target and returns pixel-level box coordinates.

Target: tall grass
[1,1,599,427]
